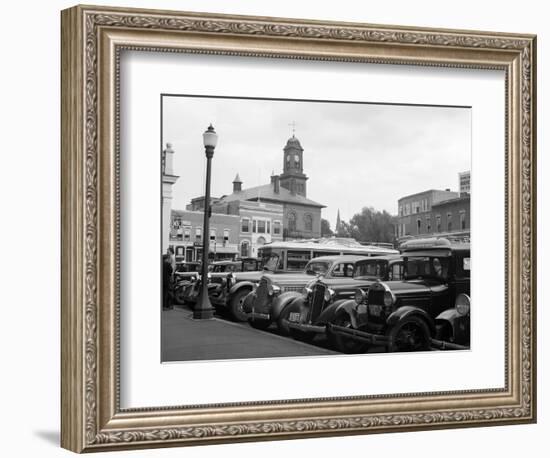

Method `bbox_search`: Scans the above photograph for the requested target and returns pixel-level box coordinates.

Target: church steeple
[280,133,308,197]
[336,209,342,234]
[232,173,242,192]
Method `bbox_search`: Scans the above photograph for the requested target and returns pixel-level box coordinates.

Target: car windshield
[354,260,387,279]
[304,261,330,276]
[262,253,281,271]
[405,256,450,280]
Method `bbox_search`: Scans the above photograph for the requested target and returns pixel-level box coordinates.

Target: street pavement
[162,306,337,362]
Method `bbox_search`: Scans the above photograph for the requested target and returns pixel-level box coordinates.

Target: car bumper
[327,324,389,346]
[288,322,325,334]
[328,325,470,351]
[429,338,469,351]
[247,311,271,321]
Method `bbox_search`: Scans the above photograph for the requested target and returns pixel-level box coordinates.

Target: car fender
[283,295,305,316]
[272,291,303,319]
[435,308,461,324]
[228,281,255,297]
[435,308,466,340]
[317,299,353,324]
[387,306,436,335]
[327,299,360,328]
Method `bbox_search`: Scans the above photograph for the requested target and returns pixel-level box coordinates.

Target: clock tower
[279,135,308,197]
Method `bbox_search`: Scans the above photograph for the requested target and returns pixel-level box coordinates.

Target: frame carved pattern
[61,5,536,452]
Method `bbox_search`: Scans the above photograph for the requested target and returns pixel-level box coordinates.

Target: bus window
[286,250,311,271]
[312,250,334,258]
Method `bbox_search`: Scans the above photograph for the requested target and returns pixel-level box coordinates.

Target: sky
[162,95,471,230]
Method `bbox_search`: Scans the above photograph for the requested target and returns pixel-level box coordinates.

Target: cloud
[163,95,470,227]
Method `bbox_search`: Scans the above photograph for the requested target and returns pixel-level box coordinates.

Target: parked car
[210,258,262,273]
[327,238,470,353]
[432,293,470,350]
[243,255,370,334]
[173,261,201,305]
[179,258,264,319]
[286,255,403,345]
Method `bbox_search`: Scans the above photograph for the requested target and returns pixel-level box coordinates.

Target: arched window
[256,236,266,246]
[288,212,296,232]
[304,213,313,232]
[241,241,250,257]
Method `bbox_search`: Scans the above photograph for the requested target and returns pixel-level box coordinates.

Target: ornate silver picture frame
[61,4,536,453]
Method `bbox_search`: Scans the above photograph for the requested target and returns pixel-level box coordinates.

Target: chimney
[272,175,280,194]
[232,173,242,193]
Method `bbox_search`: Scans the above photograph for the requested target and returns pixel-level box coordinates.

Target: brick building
[169,210,240,262]
[396,189,470,242]
[188,135,325,243]
[396,189,459,238]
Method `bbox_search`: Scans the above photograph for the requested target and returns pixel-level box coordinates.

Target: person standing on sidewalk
[163,253,174,310]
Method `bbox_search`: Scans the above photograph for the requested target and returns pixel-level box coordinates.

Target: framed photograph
[61,4,537,453]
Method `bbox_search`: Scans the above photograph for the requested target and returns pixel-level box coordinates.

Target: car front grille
[367,289,384,306]
[307,284,326,323]
[254,278,271,314]
[367,288,386,324]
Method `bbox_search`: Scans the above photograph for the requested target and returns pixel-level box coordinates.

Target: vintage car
[179,258,265,319]
[210,258,262,273]
[243,255,370,334]
[173,261,201,305]
[327,238,470,353]
[432,293,471,350]
[285,255,403,343]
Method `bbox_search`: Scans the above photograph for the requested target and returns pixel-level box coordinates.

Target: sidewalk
[161,307,337,362]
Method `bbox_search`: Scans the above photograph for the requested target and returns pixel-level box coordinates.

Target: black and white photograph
[160,94,471,362]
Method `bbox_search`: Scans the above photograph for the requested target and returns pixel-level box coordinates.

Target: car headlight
[304,280,316,295]
[354,289,366,305]
[383,291,395,307]
[324,288,335,302]
[268,284,281,296]
[455,293,470,316]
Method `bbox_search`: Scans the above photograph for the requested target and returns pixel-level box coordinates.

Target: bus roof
[260,238,398,255]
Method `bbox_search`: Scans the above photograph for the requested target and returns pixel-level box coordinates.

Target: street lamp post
[194,124,218,320]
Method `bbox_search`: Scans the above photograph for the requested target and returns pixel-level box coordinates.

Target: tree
[348,207,396,244]
[321,218,334,237]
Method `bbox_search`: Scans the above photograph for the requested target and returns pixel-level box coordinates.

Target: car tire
[327,314,368,354]
[229,288,251,322]
[387,315,431,352]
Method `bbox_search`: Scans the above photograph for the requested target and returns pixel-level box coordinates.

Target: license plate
[289,312,301,322]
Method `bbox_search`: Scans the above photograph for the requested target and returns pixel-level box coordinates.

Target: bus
[258,238,398,272]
